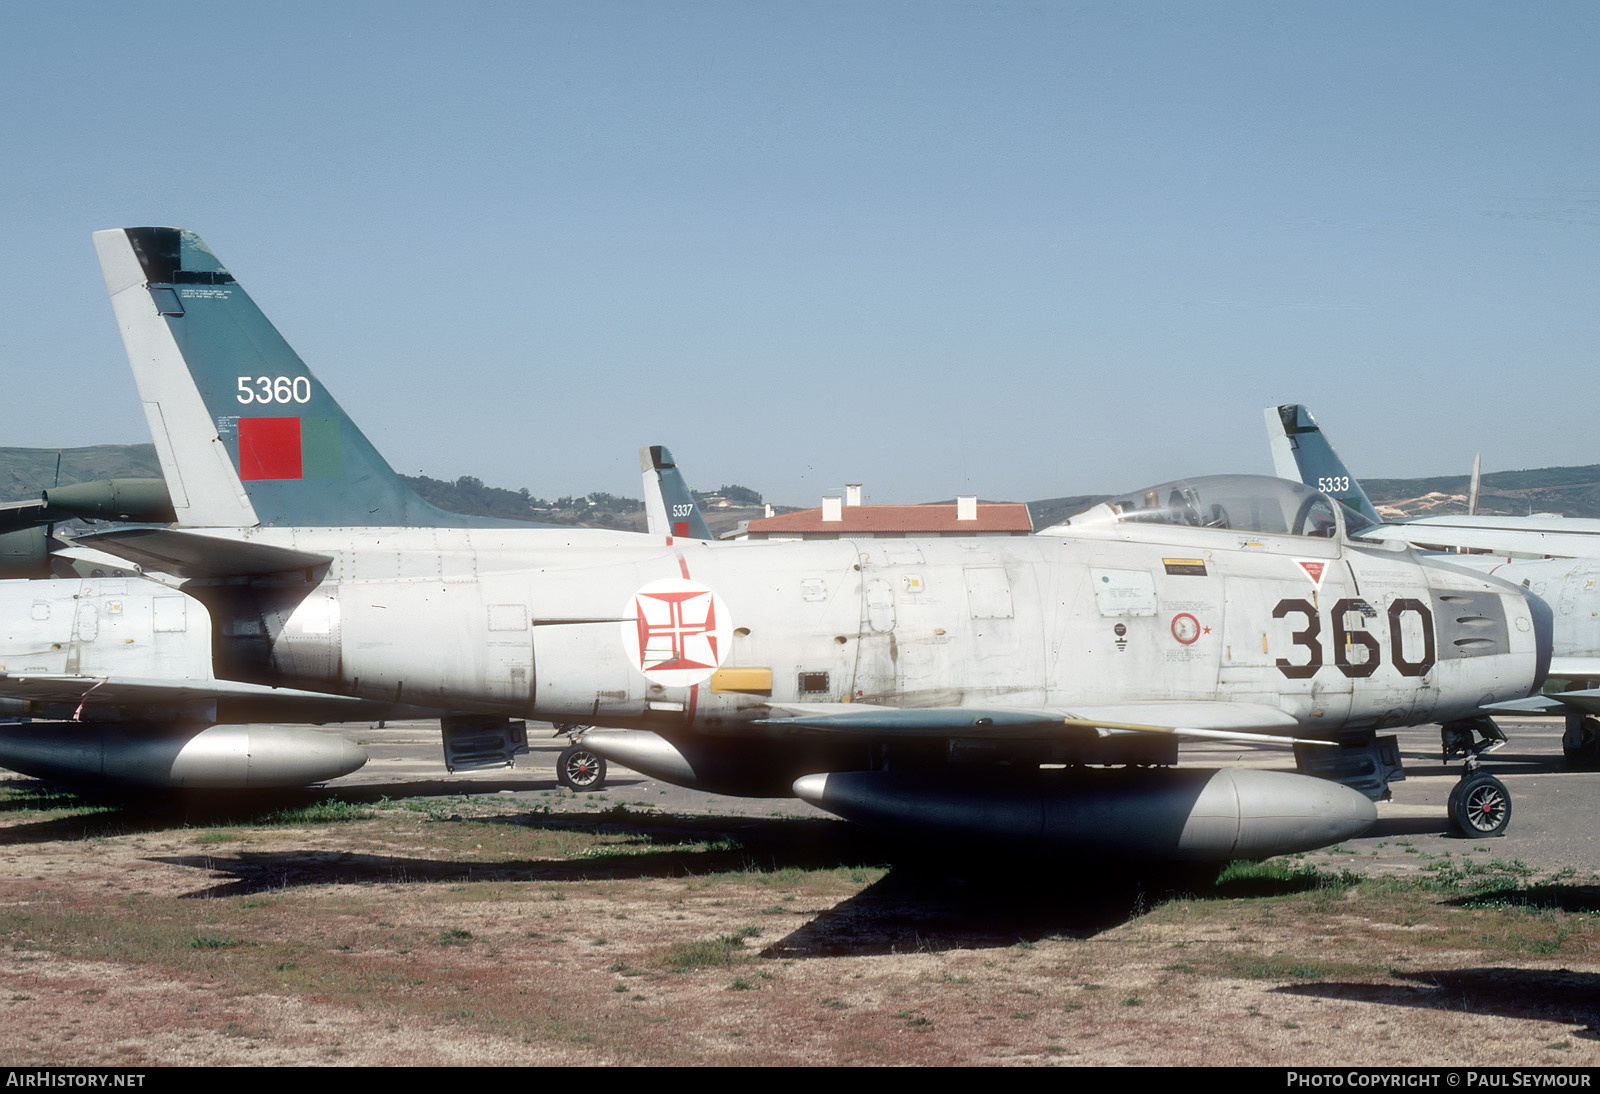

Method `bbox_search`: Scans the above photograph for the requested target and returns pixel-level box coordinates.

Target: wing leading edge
[758,699,1318,746]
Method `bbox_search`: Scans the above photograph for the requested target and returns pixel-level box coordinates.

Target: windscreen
[1069,475,1347,539]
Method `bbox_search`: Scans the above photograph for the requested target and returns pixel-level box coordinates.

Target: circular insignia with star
[1171,612,1201,645]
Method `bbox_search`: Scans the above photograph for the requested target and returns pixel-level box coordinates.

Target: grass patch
[1136,857,1599,988]
[258,798,374,824]
[1214,860,1361,896]
[656,926,762,971]
[185,936,243,950]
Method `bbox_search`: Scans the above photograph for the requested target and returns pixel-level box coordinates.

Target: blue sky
[3,2,1597,505]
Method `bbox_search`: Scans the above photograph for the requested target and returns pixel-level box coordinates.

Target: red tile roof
[748,503,1033,535]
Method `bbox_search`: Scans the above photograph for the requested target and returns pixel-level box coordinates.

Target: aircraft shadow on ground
[1404,752,1584,778]
[1275,967,1600,1040]
[14,779,1593,961]
[0,777,626,846]
[760,868,1211,957]
[328,777,650,798]
[147,813,886,898]
[140,807,1337,954]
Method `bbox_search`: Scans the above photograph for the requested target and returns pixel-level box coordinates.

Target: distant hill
[0,445,163,501]
[7,444,1600,526]
[0,444,768,533]
[1363,465,1600,520]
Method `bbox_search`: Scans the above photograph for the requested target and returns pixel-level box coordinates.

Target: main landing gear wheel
[1448,771,1511,838]
[557,744,607,791]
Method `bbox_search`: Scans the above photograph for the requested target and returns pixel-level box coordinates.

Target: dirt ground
[0,783,1595,1068]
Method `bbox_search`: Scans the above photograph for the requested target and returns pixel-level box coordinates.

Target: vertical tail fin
[94,228,510,529]
[1263,404,1383,526]
[640,445,713,540]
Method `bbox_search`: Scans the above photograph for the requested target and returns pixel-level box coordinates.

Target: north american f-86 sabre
[78,227,1550,856]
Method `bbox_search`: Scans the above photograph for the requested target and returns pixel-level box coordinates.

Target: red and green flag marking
[237,417,343,481]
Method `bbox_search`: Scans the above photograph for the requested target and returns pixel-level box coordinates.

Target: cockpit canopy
[1065,474,1377,540]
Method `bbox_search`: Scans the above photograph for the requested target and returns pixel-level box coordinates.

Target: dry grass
[0,782,1595,1066]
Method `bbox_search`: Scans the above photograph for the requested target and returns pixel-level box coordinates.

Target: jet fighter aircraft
[74,228,1552,854]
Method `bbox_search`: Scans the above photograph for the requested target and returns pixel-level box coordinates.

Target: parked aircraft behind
[1265,402,1600,767]
[1265,403,1600,559]
[75,228,1553,850]
[0,469,383,786]
[641,446,713,541]
[0,574,373,787]
[0,478,175,578]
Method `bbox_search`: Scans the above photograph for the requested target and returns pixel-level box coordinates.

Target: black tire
[557,745,607,791]
[1563,715,1600,769]
[1448,772,1510,838]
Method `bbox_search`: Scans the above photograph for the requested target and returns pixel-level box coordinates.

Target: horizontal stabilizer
[75,528,331,578]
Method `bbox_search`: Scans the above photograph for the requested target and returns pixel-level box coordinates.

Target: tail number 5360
[237,376,312,404]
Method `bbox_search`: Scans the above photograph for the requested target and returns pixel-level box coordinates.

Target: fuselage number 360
[1273,597,1435,679]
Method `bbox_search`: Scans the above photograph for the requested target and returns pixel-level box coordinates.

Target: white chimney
[763,503,773,518]
[845,483,862,507]
[957,495,978,521]
[822,496,843,522]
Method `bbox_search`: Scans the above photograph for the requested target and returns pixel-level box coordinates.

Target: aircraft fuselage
[189,519,1540,760]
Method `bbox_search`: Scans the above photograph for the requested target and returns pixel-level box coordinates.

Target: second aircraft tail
[640,446,714,540]
[1264,404,1383,526]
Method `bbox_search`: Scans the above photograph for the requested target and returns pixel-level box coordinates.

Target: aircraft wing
[759,699,1312,746]
[0,498,47,518]
[1486,685,1600,717]
[1548,657,1600,683]
[0,671,390,713]
[0,500,53,543]
[1361,521,1600,560]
